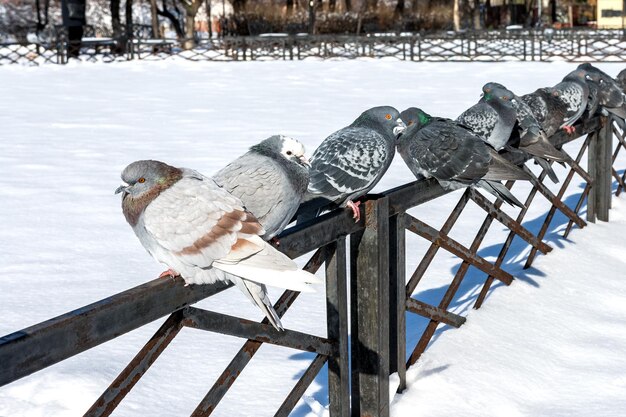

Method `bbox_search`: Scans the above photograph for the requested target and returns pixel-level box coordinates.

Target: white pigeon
[116,160,320,330]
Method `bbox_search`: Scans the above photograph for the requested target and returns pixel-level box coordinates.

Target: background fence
[0,114,623,416]
[2,29,626,65]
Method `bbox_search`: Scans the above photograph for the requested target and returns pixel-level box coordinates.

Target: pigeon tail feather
[232,277,283,330]
[483,151,531,181]
[535,157,560,184]
[477,180,526,209]
[519,136,567,161]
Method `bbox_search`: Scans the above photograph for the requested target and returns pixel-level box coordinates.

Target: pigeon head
[482,82,506,95]
[251,135,310,168]
[116,160,183,226]
[400,107,432,130]
[482,86,516,107]
[352,106,406,139]
[564,69,592,84]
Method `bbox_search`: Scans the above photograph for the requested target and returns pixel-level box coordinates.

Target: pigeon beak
[299,155,312,168]
[393,118,407,138]
[115,185,129,195]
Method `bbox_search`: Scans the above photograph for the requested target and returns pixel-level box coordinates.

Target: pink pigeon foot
[158,269,179,279]
[562,125,576,135]
[346,200,361,222]
[270,237,280,246]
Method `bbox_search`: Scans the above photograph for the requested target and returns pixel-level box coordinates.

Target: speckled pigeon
[521,87,569,137]
[482,83,565,183]
[213,135,310,241]
[553,68,598,133]
[399,107,529,208]
[577,63,626,119]
[116,160,320,330]
[297,106,406,222]
[456,87,517,151]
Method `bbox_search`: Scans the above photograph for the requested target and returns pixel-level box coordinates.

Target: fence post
[326,237,350,417]
[350,197,390,417]
[587,116,613,222]
[389,212,406,393]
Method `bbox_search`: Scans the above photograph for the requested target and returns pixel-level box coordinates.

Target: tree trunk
[232,0,246,14]
[366,0,377,12]
[453,0,461,30]
[344,0,352,12]
[328,0,336,12]
[125,0,133,37]
[181,0,202,49]
[287,0,295,14]
[111,0,122,38]
[395,0,405,18]
[149,0,160,37]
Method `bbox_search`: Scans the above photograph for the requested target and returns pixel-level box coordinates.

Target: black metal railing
[2,30,626,65]
[0,115,624,416]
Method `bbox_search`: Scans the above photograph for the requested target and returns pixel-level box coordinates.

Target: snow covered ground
[0,59,625,417]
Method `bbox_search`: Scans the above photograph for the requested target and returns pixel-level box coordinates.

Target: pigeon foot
[158,269,179,279]
[346,200,361,222]
[562,125,576,135]
[270,237,280,246]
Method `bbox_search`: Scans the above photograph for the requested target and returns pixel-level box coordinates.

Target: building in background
[597,0,625,27]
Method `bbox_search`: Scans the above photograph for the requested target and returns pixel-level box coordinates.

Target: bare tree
[453,0,460,30]
[179,0,202,48]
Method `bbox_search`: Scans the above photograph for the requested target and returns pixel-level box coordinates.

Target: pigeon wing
[308,127,391,202]
[457,102,498,141]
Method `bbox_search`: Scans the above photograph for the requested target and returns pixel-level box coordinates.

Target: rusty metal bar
[404,214,514,285]
[0,276,230,388]
[84,311,184,417]
[350,197,390,417]
[274,354,328,417]
[469,189,552,254]
[406,189,471,295]
[405,298,466,328]
[524,137,591,269]
[523,165,586,229]
[190,246,332,417]
[181,307,335,356]
[407,183,512,365]
[326,238,350,417]
[474,171,549,309]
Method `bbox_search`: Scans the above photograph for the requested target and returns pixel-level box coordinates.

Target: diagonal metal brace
[522,166,587,229]
[405,298,466,328]
[469,189,552,254]
[404,214,514,285]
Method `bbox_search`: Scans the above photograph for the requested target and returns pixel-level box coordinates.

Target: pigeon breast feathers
[308,127,390,200]
[143,173,266,267]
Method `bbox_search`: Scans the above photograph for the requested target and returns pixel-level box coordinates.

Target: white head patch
[279,135,306,159]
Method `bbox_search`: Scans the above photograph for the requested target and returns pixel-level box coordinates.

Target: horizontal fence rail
[1,115,624,416]
[3,30,626,65]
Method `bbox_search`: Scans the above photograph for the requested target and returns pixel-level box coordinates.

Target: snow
[0,59,625,417]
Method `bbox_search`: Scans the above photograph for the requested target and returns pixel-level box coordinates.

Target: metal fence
[3,30,626,65]
[1,115,624,416]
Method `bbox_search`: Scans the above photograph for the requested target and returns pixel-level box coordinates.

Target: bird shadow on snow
[288,184,601,416]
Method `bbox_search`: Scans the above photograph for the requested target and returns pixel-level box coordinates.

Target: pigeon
[213,135,310,241]
[456,86,517,151]
[399,107,529,208]
[482,83,565,183]
[297,106,406,222]
[553,68,597,133]
[521,87,569,137]
[116,160,320,330]
[577,63,626,119]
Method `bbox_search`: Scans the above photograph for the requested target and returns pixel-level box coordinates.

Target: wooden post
[326,237,350,417]
[588,117,613,222]
[388,213,406,393]
[350,197,390,417]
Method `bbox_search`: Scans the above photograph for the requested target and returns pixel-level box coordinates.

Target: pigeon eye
[407,121,414,126]
[138,177,146,183]
[286,151,293,156]
[385,114,392,120]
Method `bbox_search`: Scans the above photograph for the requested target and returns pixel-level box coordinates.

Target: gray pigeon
[456,87,517,151]
[399,107,530,208]
[521,87,569,137]
[553,68,597,133]
[482,83,565,183]
[213,135,310,241]
[116,160,320,330]
[298,106,406,222]
[577,63,626,119]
